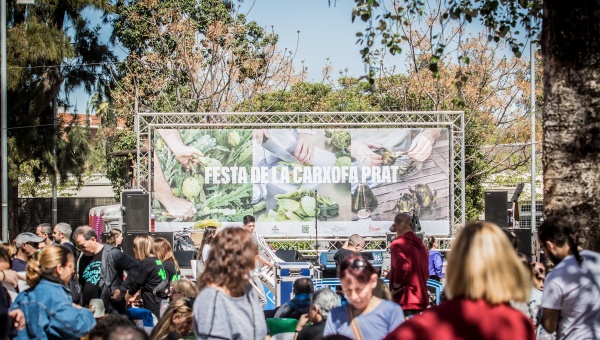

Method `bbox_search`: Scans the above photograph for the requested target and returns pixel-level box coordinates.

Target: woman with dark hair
[198,227,217,262]
[10,245,95,339]
[193,227,267,339]
[131,235,169,318]
[104,228,123,248]
[537,217,600,339]
[323,254,404,339]
[155,237,180,284]
[427,236,444,282]
[195,226,217,278]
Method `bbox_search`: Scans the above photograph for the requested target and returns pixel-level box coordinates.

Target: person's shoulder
[141,256,156,264]
[390,238,401,246]
[25,279,70,300]
[379,299,402,310]
[198,286,232,301]
[328,304,349,318]
[582,249,600,262]
[377,299,404,315]
[197,286,220,301]
[103,244,120,256]
[334,248,348,256]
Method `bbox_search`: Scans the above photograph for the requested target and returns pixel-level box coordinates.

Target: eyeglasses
[77,239,92,250]
[26,242,39,249]
[351,258,367,270]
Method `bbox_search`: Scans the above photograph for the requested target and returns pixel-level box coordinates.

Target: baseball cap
[15,232,45,247]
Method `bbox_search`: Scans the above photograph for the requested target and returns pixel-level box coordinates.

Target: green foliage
[349,0,541,81]
[6,0,116,234]
[110,0,288,120]
[105,129,137,201]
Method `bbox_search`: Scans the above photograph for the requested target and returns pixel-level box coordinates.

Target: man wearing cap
[12,232,45,272]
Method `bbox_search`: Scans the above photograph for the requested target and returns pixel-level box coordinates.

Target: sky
[68,1,534,114]
[236,0,370,80]
[69,1,382,113]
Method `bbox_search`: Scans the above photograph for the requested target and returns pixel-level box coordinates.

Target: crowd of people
[0,213,597,340]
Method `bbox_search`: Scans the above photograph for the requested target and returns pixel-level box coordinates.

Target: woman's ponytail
[25,245,73,288]
[25,256,43,288]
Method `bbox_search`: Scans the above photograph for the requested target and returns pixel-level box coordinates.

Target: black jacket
[80,244,146,314]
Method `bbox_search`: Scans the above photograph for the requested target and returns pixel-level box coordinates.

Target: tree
[5,1,116,236]
[102,0,302,199]
[351,0,600,251]
[109,0,300,120]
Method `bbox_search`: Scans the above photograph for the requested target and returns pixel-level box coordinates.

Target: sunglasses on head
[351,258,368,270]
[183,298,194,308]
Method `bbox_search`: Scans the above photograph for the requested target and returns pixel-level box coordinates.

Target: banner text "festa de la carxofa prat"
[204,166,403,184]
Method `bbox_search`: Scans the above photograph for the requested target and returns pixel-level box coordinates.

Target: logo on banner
[331,225,348,233]
[302,225,309,233]
[369,226,382,233]
[271,225,280,233]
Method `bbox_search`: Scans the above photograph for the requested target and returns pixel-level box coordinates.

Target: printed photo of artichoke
[154,129,253,223]
[348,128,450,225]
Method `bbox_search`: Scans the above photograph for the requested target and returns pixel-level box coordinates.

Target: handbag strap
[346,306,364,340]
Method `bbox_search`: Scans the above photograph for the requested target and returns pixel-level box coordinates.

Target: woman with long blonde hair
[385,221,535,340]
[131,235,169,318]
[11,245,95,339]
[193,227,267,339]
[150,299,194,340]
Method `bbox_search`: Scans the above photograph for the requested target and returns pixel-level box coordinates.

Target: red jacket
[384,298,535,340]
[388,231,429,310]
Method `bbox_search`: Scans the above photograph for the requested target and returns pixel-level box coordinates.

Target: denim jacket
[10,278,96,340]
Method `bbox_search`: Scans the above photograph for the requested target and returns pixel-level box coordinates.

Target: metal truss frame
[261,236,453,255]
[137,111,465,237]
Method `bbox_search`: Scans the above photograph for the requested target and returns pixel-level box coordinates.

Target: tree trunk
[542,0,600,251]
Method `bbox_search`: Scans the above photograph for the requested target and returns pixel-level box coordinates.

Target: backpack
[152,260,169,300]
[64,243,82,304]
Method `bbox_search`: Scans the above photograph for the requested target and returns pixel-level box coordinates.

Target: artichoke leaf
[285,210,303,221]
[301,196,317,217]
[277,199,301,212]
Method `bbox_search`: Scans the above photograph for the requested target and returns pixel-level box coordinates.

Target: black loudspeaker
[275,250,305,262]
[101,232,110,244]
[510,228,532,260]
[151,232,174,246]
[122,232,174,259]
[485,191,508,228]
[122,191,150,232]
[123,231,146,258]
[174,251,196,269]
[386,233,396,248]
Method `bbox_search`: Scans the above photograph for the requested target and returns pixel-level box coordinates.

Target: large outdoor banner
[153,128,450,236]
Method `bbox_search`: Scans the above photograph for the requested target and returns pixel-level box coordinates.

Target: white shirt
[541,250,600,339]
